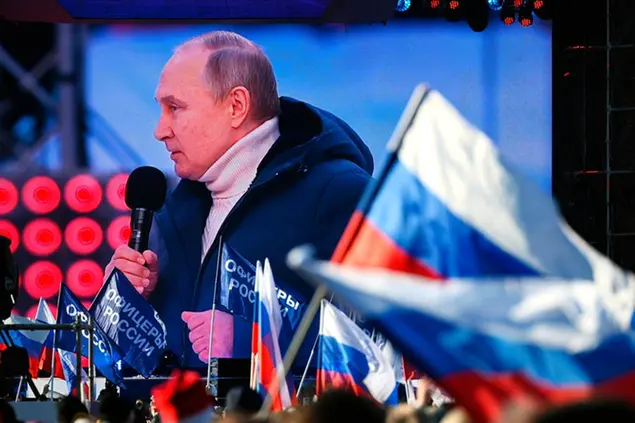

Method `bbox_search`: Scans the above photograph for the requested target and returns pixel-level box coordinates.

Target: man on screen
[103,31,373,368]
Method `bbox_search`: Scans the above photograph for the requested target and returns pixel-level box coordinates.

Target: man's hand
[181,310,234,362]
[104,245,159,298]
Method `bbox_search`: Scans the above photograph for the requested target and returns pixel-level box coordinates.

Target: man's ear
[228,86,250,128]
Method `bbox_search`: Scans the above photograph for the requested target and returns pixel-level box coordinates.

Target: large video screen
[4,20,552,374]
[83,21,551,192]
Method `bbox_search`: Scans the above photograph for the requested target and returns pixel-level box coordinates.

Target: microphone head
[125,166,167,211]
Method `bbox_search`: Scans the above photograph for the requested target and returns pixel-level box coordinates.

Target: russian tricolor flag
[2,314,48,377]
[250,259,296,411]
[36,298,88,394]
[290,85,635,423]
[317,300,399,405]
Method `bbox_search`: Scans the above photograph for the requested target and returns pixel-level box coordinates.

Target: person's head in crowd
[387,404,428,423]
[532,398,635,423]
[98,395,134,423]
[224,386,263,419]
[132,399,149,423]
[267,406,313,423]
[0,398,19,423]
[311,389,386,423]
[57,396,89,423]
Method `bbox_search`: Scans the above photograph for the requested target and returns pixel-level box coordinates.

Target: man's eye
[169,105,179,111]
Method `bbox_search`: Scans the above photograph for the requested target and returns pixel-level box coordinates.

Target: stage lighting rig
[487,0,504,10]
[396,0,411,12]
[518,4,534,27]
[500,2,516,25]
[467,0,490,32]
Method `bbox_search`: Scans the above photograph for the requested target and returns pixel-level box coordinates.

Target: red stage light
[448,0,459,9]
[64,217,104,255]
[23,261,62,299]
[513,0,523,6]
[22,176,61,215]
[533,0,544,8]
[26,304,57,320]
[0,178,19,215]
[66,260,104,298]
[0,220,20,253]
[430,0,440,8]
[106,174,129,211]
[23,218,63,256]
[107,216,130,250]
[64,174,103,213]
[520,16,532,26]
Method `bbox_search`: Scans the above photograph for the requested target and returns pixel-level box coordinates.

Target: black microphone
[125,166,167,252]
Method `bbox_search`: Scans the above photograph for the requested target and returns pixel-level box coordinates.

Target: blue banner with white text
[90,269,168,378]
[55,285,125,386]
[218,243,307,330]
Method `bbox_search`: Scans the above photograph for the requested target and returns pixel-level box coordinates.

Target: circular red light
[64,217,104,255]
[26,304,58,320]
[449,0,459,9]
[64,175,103,213]
[22,176,61,215]
[106,174,129,211]
[0,178,19,215]
[23,261,62,299]
[513,0,522,6]
[430,0,440,7]
[23,218,63,256]
[0,220,20,253]
[66,260,104,298]
[533,0,543,8]
[107,216,130,249]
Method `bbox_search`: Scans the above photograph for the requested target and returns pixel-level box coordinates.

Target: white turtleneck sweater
[198,117,280,261]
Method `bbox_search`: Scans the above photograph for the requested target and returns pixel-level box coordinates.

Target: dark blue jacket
[149,97,374,369]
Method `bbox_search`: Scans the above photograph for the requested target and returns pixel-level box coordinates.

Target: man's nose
[154,116,173,141]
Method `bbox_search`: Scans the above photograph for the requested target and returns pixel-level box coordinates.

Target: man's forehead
[155,49,209,100]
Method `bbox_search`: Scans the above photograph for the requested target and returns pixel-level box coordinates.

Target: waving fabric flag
[317,300,399,405]
[220,243,307,330]
[90,269,167,378]
[56,284,125,386]
[290,86,635,423]
[250,259,296,411]
[36,298,88,393]
[2,314,48,377]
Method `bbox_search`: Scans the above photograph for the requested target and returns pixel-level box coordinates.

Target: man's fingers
[143,250,159,270]
[192,338,208,354]
[112,245,145,264]
[113,259,151,279]
[188,327,207,345]
[186,312,208,330]
[125,275,150,289]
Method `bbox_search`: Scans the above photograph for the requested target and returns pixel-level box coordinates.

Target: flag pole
[259,85,432,415]
[51,288,63,400]
[205,236,223,393]
[295,329,318,399]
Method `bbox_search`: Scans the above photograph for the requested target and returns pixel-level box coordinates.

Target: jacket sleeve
[311,168,373,261]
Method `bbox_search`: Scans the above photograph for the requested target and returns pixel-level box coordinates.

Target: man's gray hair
[178,31,280,121]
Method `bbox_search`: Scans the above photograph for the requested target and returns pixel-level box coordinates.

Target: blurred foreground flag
[250,259,296,411]
[317,300,399,405]
[292,86,635,423]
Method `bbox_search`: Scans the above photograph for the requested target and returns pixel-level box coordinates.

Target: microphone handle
[128,208,154,253]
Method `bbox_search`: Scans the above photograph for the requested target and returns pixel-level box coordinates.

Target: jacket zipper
[181,167,295,364]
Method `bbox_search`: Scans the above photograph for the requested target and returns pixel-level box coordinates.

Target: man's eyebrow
[155,95,186,106]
